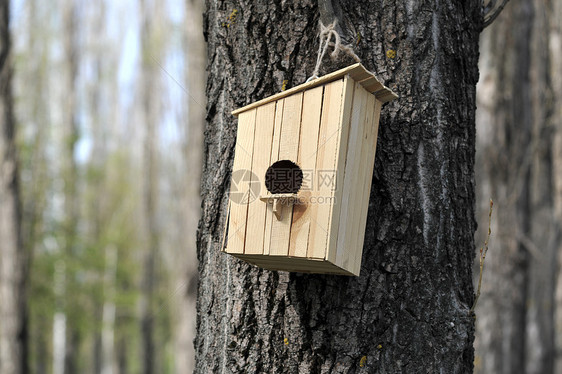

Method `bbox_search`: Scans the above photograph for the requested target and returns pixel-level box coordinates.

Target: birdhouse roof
[232,63,398,116]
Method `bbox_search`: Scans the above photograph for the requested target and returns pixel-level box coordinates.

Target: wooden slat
[362,79,384,94]
[269,92,303,256]
[288,85,324,257]
[374,89,399,103]
[335,82,369,269]
[244,102,277,254]
[263,100,284,255]
[325,76,355,264]
[232,63,397,115]
[348,68,372,82]
[235,254,354,275]
[226,109,257,254]
[346,96,374,274]
[306,79,344,259]
[343,88,374,274]
[351,97,382,275]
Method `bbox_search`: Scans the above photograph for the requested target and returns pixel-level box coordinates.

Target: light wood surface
[288,85,324,257]
[306,79,344,259]
[269,92,303,256]
[352,98,382,275]
[232,63,397,115]
[263,100,284,255]
[244,102,277,254]
[226,109,257,254]
[335,81,369,270]
[325,76,355,264]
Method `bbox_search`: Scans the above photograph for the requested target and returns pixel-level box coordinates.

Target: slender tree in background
[173,0,205,372]
[0,1,26,373]
[553,1,562,372]
[194,1,481,372]
[15,1,54,372]
[139,0,163,372]
[82,4,121,373]
[51,1,81,373]
[474,1,562,373]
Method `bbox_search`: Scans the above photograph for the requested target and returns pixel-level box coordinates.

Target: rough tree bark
[0,2,25,374]
[474,1,562,373]
[195,1,481,373]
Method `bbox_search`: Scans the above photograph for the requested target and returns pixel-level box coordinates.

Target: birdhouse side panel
[334,81,371,269]
[226,108,258,254]
[306,79,345,259]
[268,92,303,256]
[324,76,355,265]
[288,85,324,258]
[337,90,379,272]
[351,98,382,275]
[335,93,380,272]
[244,102,277,255]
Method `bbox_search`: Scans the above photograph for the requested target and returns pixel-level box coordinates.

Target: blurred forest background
[3,0,204,373]
[0,0,562,373]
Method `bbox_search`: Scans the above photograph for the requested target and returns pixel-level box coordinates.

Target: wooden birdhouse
[224,63,397,276]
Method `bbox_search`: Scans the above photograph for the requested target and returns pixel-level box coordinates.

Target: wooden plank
[351,97,382,275]
[226,109,257,254]
[232,63,397,115]
[342,88,373,273]
[269,92,303,256]
[325,76,355,264]
[342,89,376,274]
[348,69,372,82]
[335,82,369,269]
[374,89,399,103]
[288,85,324,258]
[244,102,277,254]
[236,254,354,275]
[306,79,344,259]
[346,96,375,274]
[263,100,284,255]
[362,78,384,94]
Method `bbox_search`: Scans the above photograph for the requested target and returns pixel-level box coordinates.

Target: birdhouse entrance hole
[264,160,303,194]
[260,160,303,220]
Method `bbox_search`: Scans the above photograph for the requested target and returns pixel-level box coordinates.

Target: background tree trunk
[139,1,164,372]
[52,2,81,373]
[173,0,206,372]
[194,1,481,373]
[552,0,562,372]
[0,1,25,373]
[474,1,562,373]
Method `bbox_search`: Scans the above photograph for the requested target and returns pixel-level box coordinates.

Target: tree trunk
[0,1,25,373]
[173,0,206,373]
[14,1,51,372]
[52,1,80,373]
[194,1,481,373]
[101,245,117,374]
[550,0,562,372]
[474,1,562,373]
[139,0,162,372]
